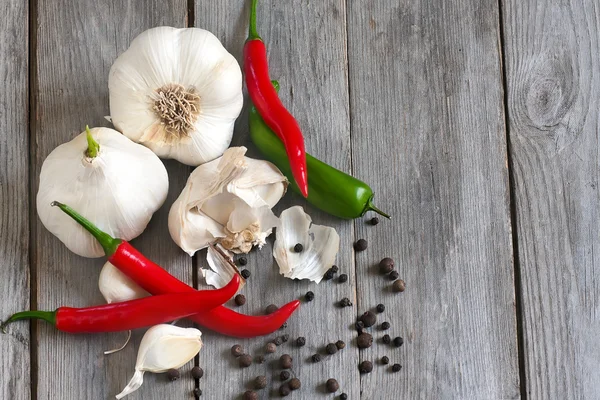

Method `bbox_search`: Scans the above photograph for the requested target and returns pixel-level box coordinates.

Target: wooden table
[2,0,598,399]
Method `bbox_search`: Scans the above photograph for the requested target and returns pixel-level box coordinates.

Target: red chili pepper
[243,0,308,197]
[51,201,300,338]
[0,275,239,333]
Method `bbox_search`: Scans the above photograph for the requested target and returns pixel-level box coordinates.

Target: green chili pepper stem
[365,197,391,219]
[1,310,57,333]
[85,125,100,158]
[248,0,261,41]
[51,201,121,256]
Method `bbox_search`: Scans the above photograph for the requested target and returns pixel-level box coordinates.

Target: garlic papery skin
[116,324,202,399]
[36,127,169,258]
[168,146,287,255]
[99,261,148,304]
[109,26,243,166]
[203,244,246,289]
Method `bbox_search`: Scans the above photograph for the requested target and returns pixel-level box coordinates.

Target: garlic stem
[85,125,100,158]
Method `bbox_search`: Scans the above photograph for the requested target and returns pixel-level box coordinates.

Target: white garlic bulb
[37,127,169,258]
[109,26,244,166]
[116,324,202,399]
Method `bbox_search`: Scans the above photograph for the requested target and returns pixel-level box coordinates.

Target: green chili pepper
[249,81,389,220]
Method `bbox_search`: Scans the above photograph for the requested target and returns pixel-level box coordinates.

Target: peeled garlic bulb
[37,127,169,258]
[168,147,287,255]
[99,261,148,303]
[109,27,243,166]
[116,324,202,399]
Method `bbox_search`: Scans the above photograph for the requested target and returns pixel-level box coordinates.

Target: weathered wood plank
[0,0,30,399]
[503,0,600,398]
[33,1,193,399]
[348,1,520,398]
[194,1,359,399]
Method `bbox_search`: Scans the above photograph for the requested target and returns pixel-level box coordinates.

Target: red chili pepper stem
[1,310,56,333]
[51,201,121,256]
[248,0,260,41]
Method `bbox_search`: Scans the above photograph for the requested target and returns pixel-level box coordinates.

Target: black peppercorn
[355,320,365,333]
[289,378,301,390]
[340,297,352,307]
[255,355,265,364]
[326,378,339,393]
[265,304,278,314]
[231,344,243,357]
[354,239,368,251]
[296,337,306,347]
[357,333,373,349]
[294,243,304,252]
[360,311,377,327]
[191,366,204,379]
[193,388,202,397]
[335,340,346,350]
[266,342,277,353]
[323,269,334,280]
[238,256,248,266]
[338,273,348,283]
[312,353,322,362]
[234,294,246,306]
[393,336,404,347]
[393,279,406,292]
[379,257,394,274]
[359,360,373,374]
[380,321,391,330]
[382,334,391,344]
[166,368,179,381]
[392,363,402,372]
[239,354,252,368]
[305,291,315,302]
[331,265,339,273]
[241,269,251,279]
[280,370,291,381]
[340,394,348,400]
[280,322,288,330]
[326,343,338,354]
[254,375,267,389]
[280,354,293,369]
[388,270,400,280]
[273,336,283,346]
[279,384,291,397]
[281,334,290,343]
[243,390,258,400]
[376,303,385,313]
[381,356,390,365]
[370,216,379,225]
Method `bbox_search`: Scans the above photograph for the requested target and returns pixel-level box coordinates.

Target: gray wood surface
[347,0,520,398]
[503,0,600,398]
[0,0,30,399]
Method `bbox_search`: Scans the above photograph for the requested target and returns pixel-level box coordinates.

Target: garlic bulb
[116,324,202,399]
[99,261,148,304]
[109,26,243,166]
[169,146,287,255]
[37,127,169,258]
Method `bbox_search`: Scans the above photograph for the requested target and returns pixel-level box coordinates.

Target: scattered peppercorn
[355,320,365,333]
[234,294,246,306]
[305,291,315,302]
[289,378,301,390]
[357,333,373,349]
[243,390,258,400]
[294,243,304,252]
[393,336,404,347]
[392,363,402,372]
[370,216,380,225]
[376,304,385,313]
[360,311,377,327]
[331,265,339,273]
[191,366,204,379]
[193,388,202,397]
[239,354,252,368]
[238,256,248,266]
[255,355,265,364]
[388,270,400,280]
[265,304,278,314]
[340,297,352,307]
[326,343,338,354]
[340,394,348,400]
[354,239,368,251]
[241,269,251,279]
[380,321,391,330]
[296,337,306,347]
[166,368,179,381]
[273,336,283,346]
[280,370,291,381]
[326,378,339,393]
[279,383,291,397]
[379,258,394,274]
[335,340,346,350]
[281,334,290,343]
[266,342,277,353]
[359,360,373,374]
[382,334,391,344]
[280,322,288,330]
[381,356,390,365]
[312,354,322,363]
[393,279,406,292]
[338,274,348,283]
[254,375,267,389]
[280,354,293,369]
[323,269,335,280]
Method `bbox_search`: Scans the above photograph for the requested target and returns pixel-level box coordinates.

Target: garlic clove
[99,261,148,304]
[273,206,340,283]
[203,244,245,289]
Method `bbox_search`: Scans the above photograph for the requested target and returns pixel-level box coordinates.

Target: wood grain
[503,0,600,398]
[33,1,194,399]
[0,0,30,399]
[347,0,520,398]
[194,1,359,399]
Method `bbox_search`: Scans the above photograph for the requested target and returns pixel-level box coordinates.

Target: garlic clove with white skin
[109,26,243,166]
[168,146,287,256]
[116,324,202,399]
[37,127,169,258]
[203,244,246,289]
[99,261,148,304]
